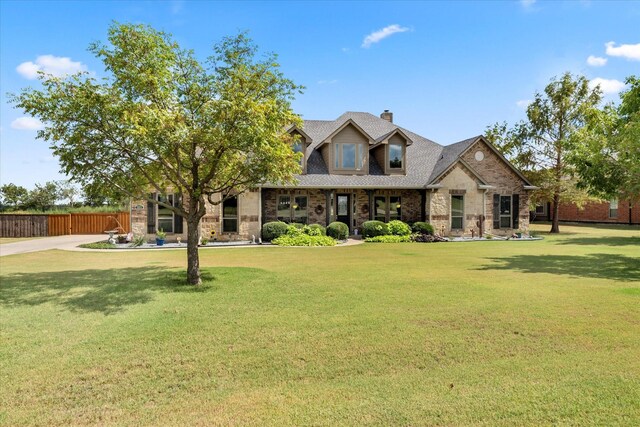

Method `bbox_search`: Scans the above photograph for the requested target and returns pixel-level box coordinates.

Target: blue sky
[1,0,638,188]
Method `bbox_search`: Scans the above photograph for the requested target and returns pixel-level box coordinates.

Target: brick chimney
[380,110,393,123]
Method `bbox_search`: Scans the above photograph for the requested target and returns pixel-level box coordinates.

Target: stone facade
[261,188,423,232]
[131,190,261,242]
[427,140,531,236]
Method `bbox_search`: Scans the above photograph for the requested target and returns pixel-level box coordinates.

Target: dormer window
[293,140,304,167]
[334,142,365,171]
[388,142,404,169]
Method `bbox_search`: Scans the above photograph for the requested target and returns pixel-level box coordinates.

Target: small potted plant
[200,237,209,246]
[155,229,166,246]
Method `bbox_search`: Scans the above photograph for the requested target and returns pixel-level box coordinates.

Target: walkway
[0,235,101,257]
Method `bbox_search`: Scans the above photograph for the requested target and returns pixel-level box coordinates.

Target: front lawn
[1,223,639,425]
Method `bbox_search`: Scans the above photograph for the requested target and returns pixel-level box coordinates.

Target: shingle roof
[268,112,487,189]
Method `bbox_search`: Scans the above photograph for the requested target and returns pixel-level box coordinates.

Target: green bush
[362,220,388,238]
[307,224,326,236]
[79,242,117,249]
[412,221,434,235]
[387,220,412,236]
[272,234,336,246]
[327,221,349,240]
[262,221,289,241]
[129,235,145,247]
[365,235,413,243]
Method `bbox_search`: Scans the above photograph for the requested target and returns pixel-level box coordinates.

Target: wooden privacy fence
[0,212,130,237]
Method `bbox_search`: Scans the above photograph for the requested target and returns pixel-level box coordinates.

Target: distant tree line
[0,180,126,212]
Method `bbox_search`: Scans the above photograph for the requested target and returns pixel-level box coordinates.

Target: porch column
[367,190,374,221]
[419,189,427,222]
[324,190,332,225]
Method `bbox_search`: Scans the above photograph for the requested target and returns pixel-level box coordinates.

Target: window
[277,194,308,224]
[451,195,464,229]
[535,204,546,215]
[374,195,401,222]
[293,140,304,167]
[293,195,308,224]
[334,143,364,170]
[500,195,512,228]
[222,196,238,233]
[388,143,403,169]
[157,194,174,233]
[610,199,618,218]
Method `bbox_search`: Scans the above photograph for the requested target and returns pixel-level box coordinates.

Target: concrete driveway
[0,235,103,257]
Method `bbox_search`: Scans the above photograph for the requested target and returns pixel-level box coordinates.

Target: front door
[336,194,351,231]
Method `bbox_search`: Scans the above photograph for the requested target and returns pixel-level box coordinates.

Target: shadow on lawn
[555,236,640,247]
[478,253,640,282]
[0,267,264,315]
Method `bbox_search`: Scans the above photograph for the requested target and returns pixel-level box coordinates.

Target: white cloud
[516,99,531,109]
[11,117,44,130]
[16,55,87,79]
[362,24,410,48]
[605,41,640,61]
[520,0,536,8]
[586,55,607,67]
[317,79,338,85]
[589,77,625,95]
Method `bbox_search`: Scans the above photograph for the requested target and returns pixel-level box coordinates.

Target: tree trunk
[186,218,201,286]
[550,193,560,233]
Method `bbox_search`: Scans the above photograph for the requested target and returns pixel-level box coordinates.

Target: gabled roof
[266,112,531,189]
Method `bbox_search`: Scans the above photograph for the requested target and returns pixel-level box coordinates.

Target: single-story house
[131,111,537,240]
[532,199,640,225]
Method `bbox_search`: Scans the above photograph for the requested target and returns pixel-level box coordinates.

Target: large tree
[571,76,640,201]
[0,183,28,211]
[486,72,601,233]
[11,23,303,285]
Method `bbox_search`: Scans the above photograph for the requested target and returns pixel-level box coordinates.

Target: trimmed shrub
[387,220,412,236]
[365,235,413,243]
[362,220,388,238]
[262,221,289,241]
[307,224,326,236]
[272,234,336,246]
[412,221,435,236]
[327,221,349,240]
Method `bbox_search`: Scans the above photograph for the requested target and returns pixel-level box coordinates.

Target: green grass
[78,242,117,249]
[1,223,639,425]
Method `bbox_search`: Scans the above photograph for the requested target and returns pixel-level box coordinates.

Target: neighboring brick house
[532,199,640,225]
[132,111,537,241]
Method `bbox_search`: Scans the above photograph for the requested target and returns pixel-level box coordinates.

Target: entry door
[336,194,351,231]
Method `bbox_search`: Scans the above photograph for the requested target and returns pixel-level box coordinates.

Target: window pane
[389,144,403,169]
[293,141,303,153]
[356,144,363,170]
[157,194,174,233]
[223,219,238,233]
[451,195,463,229]
[337,196,348,216]
[389,196,401,219]
[451,196,464,216]
[500,196,511,215]
[374,196,386,221]
[342,144,356,169]
[500,216,511,228]
[451,217,463,229]
[277,196,291,222]
[223,196,238,232]
[293,196,308,224]
[535,205,545,214]
[334,144,340,169]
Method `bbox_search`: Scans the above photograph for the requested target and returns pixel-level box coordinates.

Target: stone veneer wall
[261,188,423,232]
[428,139,530,236]
[131,190,260,242]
